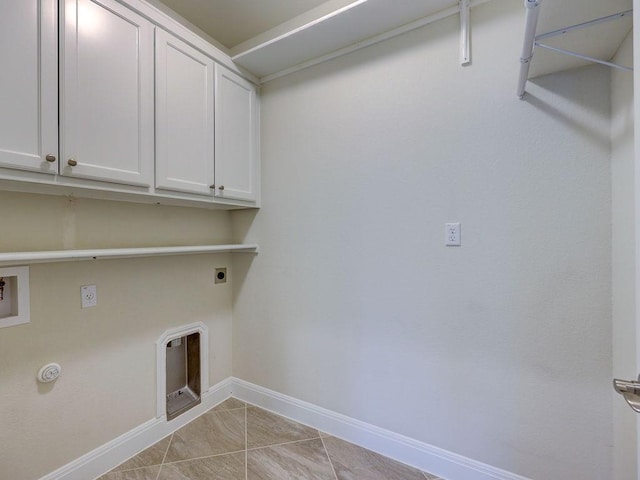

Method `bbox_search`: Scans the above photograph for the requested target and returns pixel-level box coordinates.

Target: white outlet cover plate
[445,222,461,246]
[81,285,97,308]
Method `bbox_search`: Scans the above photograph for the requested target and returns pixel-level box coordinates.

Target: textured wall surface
[0,192,234,479]
[231,1,613,478]
[611,30,636,480]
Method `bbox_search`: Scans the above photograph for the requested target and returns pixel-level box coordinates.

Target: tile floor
[98,398,443,480]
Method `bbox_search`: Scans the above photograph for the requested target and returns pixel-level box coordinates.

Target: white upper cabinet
[214,66,259,203]
[155,29,215,196]
[0,0,58,174]
[0,0,259,208]
[61,0,154,186]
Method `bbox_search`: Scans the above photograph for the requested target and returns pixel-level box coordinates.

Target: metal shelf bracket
[517,2,633,98]
[460,0,471,66]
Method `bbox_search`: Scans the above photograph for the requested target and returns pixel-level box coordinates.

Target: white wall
[231,1,613,478]
[611,29,636,480]
[0,192,235,480]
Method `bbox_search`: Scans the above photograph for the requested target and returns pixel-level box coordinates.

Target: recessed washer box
[0,266,30,329]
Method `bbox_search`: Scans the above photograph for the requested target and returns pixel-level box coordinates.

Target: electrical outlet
[445,223,461,246]
[81,285,97,308]
[215,267,227,284]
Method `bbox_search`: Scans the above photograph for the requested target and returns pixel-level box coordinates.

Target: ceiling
[151,0,633,81]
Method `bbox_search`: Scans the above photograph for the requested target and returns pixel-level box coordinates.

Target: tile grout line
[155,432,173,480]
[109,433,174,476]
[161,433,173,464]
[319,434,339,480]
[161,448,247,466]
[247,435,324,452]
[157,436,324,467]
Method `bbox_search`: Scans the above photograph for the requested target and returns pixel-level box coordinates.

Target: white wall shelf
[230,0,492,82]
[0,244,258,266]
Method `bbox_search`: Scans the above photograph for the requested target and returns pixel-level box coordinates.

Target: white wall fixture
[80,285,97,308]
[445,223,461,246]
[37,363,62,383]
[0,265,30,329]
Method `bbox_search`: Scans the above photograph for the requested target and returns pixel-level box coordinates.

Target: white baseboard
[230,377,531,480]
[40,376,529,480]
[39,377,233,480]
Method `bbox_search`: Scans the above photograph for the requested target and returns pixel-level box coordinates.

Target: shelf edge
[0,244,259,266]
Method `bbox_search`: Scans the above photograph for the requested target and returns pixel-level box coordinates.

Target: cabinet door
[61,0,154,186]
[214,66,259,203]
[156,29,215,195]
[0,0,58,173]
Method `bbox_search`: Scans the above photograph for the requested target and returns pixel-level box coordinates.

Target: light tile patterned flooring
[98,398,443,480]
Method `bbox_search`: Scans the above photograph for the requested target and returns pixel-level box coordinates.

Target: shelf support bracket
[533,9,633,73]
[535,9,632,42]
[517,0,542,98]
[459,0,471,66]
[534,42,633,72]
[518,4,633,98]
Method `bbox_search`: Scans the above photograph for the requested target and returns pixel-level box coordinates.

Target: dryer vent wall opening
[166,332,201,420]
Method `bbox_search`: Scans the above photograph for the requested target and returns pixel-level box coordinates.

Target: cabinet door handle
[218,185,225,191]
[67,159,78,167]
[209,184,215,189]
[45,154,57,163]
